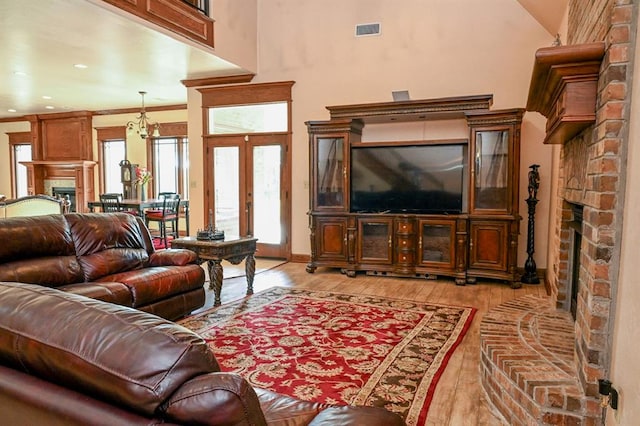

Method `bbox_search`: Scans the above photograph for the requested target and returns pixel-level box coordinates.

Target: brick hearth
[480,295,600,425]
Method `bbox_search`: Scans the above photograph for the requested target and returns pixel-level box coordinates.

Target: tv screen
[350,143,467,214]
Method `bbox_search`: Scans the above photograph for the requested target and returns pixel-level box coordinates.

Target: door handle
[246,201,252,236]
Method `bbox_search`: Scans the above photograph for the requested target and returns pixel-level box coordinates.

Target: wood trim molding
[93,104,187,116]
[0,104,187,123]
[6,131,31,145]
[199,81,295,106]
[95,126,126,140]
[326,94,494,123]
[182,74,255,88]
[157,121,187,136]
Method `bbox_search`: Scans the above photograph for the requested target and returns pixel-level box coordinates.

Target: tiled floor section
[480,295,600,425]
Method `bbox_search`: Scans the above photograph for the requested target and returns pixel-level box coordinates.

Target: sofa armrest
[149,249,198,267]
[162,372,267,426]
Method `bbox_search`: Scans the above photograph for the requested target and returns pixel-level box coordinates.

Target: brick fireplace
[480,1,633,424]
[549,0,630,409]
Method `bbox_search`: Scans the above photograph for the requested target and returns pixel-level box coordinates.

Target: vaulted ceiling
[0,0,568,120]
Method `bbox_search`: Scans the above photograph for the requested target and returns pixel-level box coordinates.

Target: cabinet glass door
[474,130,509,211]
[358,219,392,264]
[316,137,345,209]
[419,221,455,268]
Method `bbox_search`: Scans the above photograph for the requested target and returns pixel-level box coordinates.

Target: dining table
[86,198,190,235]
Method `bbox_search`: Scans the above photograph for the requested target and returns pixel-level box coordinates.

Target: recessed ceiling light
[74,63,88,69]
[42,95,52,100]
[7,109,17,113]
[13,71,27,76]
[45,106,55,110]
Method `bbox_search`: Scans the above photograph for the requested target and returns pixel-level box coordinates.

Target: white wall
[211,0,258,73]
[243,0,555,267]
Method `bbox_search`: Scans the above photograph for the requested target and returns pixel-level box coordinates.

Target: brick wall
[551,0,633,409]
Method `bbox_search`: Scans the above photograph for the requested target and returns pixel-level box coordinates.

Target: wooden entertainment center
[306,95,525,287]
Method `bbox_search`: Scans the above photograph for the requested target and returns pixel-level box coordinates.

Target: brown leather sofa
[0,282,406,425]
[0,212,205,320]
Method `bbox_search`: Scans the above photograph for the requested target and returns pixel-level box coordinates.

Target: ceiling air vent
[355,23,381,37]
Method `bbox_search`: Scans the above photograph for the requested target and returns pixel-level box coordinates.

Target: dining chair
[144,192,176,216]
[145,193,181,248]
[99,193,123,213]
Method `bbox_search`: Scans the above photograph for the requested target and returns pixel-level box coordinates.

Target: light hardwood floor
[195,261,549,426]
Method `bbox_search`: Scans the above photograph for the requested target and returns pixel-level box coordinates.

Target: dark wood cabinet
[306,96,524,287]
[311,216,349,263]
[468,220,508,271]
[466,110,523,284]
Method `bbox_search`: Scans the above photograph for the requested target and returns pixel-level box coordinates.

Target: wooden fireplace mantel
[526,42,605,145]
[21,160,96,213]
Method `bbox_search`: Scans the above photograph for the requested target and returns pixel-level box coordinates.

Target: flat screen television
[350,143,467,214]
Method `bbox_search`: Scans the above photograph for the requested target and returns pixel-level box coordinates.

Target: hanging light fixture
[127,91,160,139]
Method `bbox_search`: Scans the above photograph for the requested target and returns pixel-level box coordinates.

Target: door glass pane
[421,223,452,263]
[317,137,344,207]
[214,147,239,235]
[253,145,281,244]
[475,130,508,210]
[360,221,390,261]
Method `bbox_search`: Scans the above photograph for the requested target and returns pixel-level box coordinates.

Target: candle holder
[197,209,225,241]
[522,164,540,284]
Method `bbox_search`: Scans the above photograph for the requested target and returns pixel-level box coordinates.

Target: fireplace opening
[52,186,76,212]
[567,203,583,320]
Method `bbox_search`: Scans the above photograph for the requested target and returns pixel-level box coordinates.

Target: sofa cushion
[97,264,205,307]
[0,215,83,285]
[0,282,220,417]
[163,372,267,426]
[57,281,134,306]
[0,256,84,287]
[65,213,150,281]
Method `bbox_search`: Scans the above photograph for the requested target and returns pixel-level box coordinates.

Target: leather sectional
[0,212,205,320]
[0,282,406,425]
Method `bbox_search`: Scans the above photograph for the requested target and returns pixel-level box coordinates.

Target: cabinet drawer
[395,250,415,265]
[396,237,413,250]
[396,220,414,234]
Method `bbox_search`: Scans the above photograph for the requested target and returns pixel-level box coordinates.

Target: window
[13,144,32,197]
[8,132,32,198]
[101,140,126,193]
[150,136,189,199]
[97,127,127,195]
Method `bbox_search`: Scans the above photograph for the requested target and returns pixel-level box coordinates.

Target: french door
[205,134,289,258]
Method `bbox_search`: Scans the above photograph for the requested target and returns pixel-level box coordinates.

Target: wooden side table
[171,236,258,306]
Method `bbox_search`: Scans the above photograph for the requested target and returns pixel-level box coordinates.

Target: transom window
[207,102,288,134]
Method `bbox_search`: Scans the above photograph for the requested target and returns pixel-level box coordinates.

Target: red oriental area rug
[179,287,476,425]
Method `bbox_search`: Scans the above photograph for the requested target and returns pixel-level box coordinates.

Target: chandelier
[127,91,160,139]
